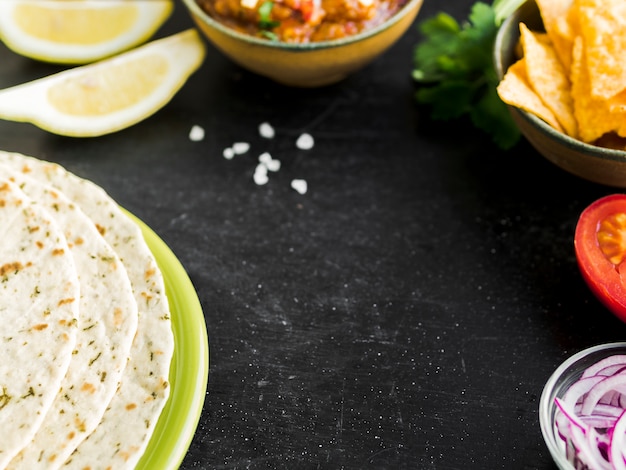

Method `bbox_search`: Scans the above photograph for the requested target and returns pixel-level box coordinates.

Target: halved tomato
[575,194,626,322]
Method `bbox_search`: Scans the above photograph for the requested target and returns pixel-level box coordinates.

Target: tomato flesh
[597,213,626,266]
[575,194,626,323]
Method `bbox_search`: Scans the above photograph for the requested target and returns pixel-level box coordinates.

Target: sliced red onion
[563,376,605,406]
[553,355,626,469]
[609,411,626,470]
[581,373,626,415]
[582,356,626,379]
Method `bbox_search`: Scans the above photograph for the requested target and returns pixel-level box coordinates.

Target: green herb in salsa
[258,1,280,39]
[196,0,408,43]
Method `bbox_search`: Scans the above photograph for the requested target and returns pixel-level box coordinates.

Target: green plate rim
[124,210,209,470]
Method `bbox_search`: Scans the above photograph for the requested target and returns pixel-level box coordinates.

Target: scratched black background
[0,0,624,468]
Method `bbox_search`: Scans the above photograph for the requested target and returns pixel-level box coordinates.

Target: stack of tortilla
[0,151,174,470]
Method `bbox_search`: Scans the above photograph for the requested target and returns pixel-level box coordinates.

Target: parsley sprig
[413,0,525,150]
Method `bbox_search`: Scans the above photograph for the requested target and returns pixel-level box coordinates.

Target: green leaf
[413,14,463,83]
[415,81,474,120]
[470,85,520,149]
[412,0,522,150]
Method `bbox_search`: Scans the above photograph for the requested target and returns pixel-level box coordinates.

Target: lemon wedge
[0,0,173,64]
[0,29,206,137]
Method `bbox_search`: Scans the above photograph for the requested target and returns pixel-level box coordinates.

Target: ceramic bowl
[539,342,626,470]
[180,0,423,87]
[493,0,626,188]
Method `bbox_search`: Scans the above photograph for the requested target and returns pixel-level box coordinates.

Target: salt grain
[223,147,235,159]
[225,123,310,190]
[259,122,275,139]
[258,152,281,172]
[259,152,273,164]
[189,125,205,141]
[253,163,269,185]
[291,179,307,194]
[265,158,281,172]
[233,142,250,154]
[296,133,314,150]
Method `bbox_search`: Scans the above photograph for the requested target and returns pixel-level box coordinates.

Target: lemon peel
[0,0,173,64]
[0,29,206,137]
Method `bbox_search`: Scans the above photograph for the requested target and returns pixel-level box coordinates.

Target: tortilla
[496,57,565,133]
[0,177,79,468]
[576,0,626,100]
[0,151,174,469]
[570,36,624,143]
[535,0,574,72]
[1,168,139,470]
[519,23,577,137]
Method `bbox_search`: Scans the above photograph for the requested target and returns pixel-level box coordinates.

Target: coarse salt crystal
[255,162,268,176]
[259,122,275,139]
[259,152,272,164]
[253,163,269,185]
[291,179,307,194]
[189,125,205,141]
[223,147,235,159]
[296,133,314,150]
[259,152,280,172]
[233,142,250,154]
[253,173,269,185]
[265,159,281,172]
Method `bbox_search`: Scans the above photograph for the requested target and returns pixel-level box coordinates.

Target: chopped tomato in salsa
[196,0,408,42]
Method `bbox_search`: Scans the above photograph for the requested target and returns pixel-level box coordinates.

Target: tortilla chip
[606,92,626,138]
[565,1,581,38]
[607,90,626,114]
[497,58,565,133]
[570,36,624,143]
[519,23,577,137]
[575,0,626,100]
[535,0,574,72]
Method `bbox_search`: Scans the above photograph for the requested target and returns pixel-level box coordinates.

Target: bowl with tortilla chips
[494,0,626,188]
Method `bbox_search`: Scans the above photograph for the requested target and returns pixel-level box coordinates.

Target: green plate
[127,212,209,470]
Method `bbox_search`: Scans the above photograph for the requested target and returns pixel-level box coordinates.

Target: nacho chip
[564,1,581,38]
[570,36,624,143]
[519,23,577,137]
[575,0,626,100]
[607,89,626,114]
[497,58,564,133]
[608,92,626,138]
[500,0,626,149]
[535,0,574,72]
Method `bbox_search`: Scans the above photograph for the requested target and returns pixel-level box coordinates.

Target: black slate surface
[1,1,624,469]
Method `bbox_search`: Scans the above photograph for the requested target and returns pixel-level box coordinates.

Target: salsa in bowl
[196,0,409,43]
[181,0,423,86]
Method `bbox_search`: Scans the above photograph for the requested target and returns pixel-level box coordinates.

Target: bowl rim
[493,0,626,161]
[180,0,423,51]
[539,341,626,470]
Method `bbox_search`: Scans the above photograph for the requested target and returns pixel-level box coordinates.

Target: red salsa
[196,0,408,43]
